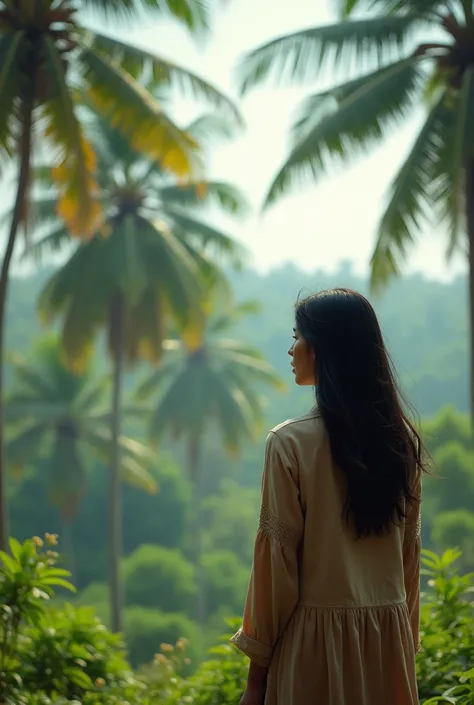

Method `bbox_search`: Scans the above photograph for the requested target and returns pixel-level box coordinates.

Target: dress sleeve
[403,468,422,654]
[230,430,303,668]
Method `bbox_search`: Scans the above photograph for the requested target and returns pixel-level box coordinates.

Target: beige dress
[231,412,421,705]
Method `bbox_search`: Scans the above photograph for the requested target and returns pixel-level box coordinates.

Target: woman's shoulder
[269,410,325,448]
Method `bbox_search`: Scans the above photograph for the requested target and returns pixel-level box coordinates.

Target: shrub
[124,606,199,668]
[202,550,249,616]
[123,544,196,614]
[2,536,474,705]
[417,548,474,701]
[0,535,145,705]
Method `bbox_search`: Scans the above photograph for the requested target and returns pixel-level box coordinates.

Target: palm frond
[147,366,196,441]
[265,57,422,207]
[86,110,143,171]
[5,424,47,468]
[215,347,286,390]
[0,30,24,162]
[238,15,421,94]
[360,0,447,16]
[207,300,260,335]
[38,241,114,369]
[7,352,58,400]
[434,70,474,259]
[158,180,250,216]
[370,92,449,292]
[186,113,240,145]
[1,196,59,243]
[166,207,246,265]
[82,0,209,32]
[80,46,201,177]
[5,398,71,422]
[140,216,203,328]
[23,225,72,264]
[208,371,256,454]
[135,355,184,399]
[84,426,158,493]
[87,31,242,126]
[40,36,102,237]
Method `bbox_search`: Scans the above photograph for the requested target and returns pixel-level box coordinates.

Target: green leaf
[88,31,242,126]
[64,667,94,689]
[80,46,201,177]
[9,537,23,562]
[82,0,210,32]
[238,15,421,94]
[41,577,76,592]
[186,112,240,145]
[0,550,19,575]
[157,180,250,217]
[166,207,246,266]
[265,57,422,207]
[370,92,449,292]
[40,35,101,237]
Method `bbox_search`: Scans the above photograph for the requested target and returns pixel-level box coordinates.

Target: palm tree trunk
[0,89,34,551]
[188,435,206,626]
[61,516,77,587]
[109,295,125,633]
[466,160,474,427]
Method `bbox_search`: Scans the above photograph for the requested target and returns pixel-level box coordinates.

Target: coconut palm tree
[5,334,156,583]
[29,115,247,631]
[137,300,285,624]
[238,0,474,423]
[0,0,241,551]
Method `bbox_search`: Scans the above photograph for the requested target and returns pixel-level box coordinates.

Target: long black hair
[295,288,426,538]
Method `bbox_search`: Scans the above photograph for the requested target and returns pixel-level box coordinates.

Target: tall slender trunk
[188,435,206,626]
[109,295,125,633]
[61,515,76,587]
[0,89,34,551]
[466,160,474,428]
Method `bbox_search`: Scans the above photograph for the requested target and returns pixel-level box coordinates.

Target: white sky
[118,0,465,281]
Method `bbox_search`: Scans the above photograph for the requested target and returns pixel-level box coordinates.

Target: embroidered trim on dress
[258,505,301,549]
[404,511,421,544]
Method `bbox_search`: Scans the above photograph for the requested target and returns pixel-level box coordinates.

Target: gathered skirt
[263,601,419,705]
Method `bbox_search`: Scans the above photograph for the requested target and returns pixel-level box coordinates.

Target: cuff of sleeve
[230,628,273,668]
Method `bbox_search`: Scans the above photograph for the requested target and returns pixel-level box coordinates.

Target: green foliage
[202,480,259,566]
[202,551,249,617]
[137,298,285,462]
[417,549,474,701]
[177,621,248,705]
[0,535,75,700]
[124,544,196,613]
[6,334,157,516]
[124,607,198,668]
[17,604,128,697]
[238,1,474,294]
[431,511,474,571]
[2,539,474,704]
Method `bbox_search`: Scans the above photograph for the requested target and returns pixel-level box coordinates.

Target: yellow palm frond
[80,47,202,178]
[40,36,102,237]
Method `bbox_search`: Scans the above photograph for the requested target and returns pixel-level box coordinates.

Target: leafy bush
[124,544,196,614]
[202,550,249,616]
[124,606,199,668]
[417,548,474,702]
[2,536,474,705]
[0,535,145,705]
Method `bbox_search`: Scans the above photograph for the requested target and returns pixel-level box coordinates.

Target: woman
[231,289,424,705]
